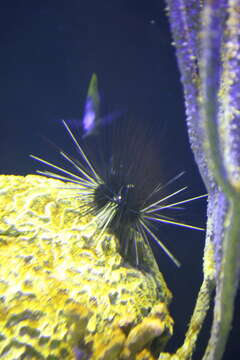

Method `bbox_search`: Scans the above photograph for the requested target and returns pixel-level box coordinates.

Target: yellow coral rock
[0,175,173,359]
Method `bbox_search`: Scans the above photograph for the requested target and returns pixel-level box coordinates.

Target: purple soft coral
[165,1,240,360]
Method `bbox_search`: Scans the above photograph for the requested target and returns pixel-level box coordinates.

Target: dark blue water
[0,1,238,359]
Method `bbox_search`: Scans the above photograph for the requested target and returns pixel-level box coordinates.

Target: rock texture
[0,175,173,359]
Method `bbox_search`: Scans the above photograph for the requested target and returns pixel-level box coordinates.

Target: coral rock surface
[0,175,173,359]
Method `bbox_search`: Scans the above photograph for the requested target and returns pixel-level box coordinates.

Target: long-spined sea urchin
[30,75,207,268]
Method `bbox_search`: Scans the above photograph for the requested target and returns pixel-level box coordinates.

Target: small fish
[82,73,100,137]
[82,73,125,138]
[65,74,123,138]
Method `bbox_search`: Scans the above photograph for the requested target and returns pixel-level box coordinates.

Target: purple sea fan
[164,0,240,360]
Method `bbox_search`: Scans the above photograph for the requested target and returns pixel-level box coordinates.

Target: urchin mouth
[93,179,141,231]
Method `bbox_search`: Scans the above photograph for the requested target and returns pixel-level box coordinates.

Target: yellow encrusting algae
[0,175,173,359]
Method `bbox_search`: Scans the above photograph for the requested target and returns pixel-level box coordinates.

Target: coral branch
[203,198,240,360]
[200,0,228,190]
[200,2,240,359]
[165,0,212,187]
[165,0,240,360]
[219,0,240,191]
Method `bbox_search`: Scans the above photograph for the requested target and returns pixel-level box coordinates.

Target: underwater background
[0,0,239,359]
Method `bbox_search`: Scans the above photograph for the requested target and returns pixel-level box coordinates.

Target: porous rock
[0,175,173,359]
